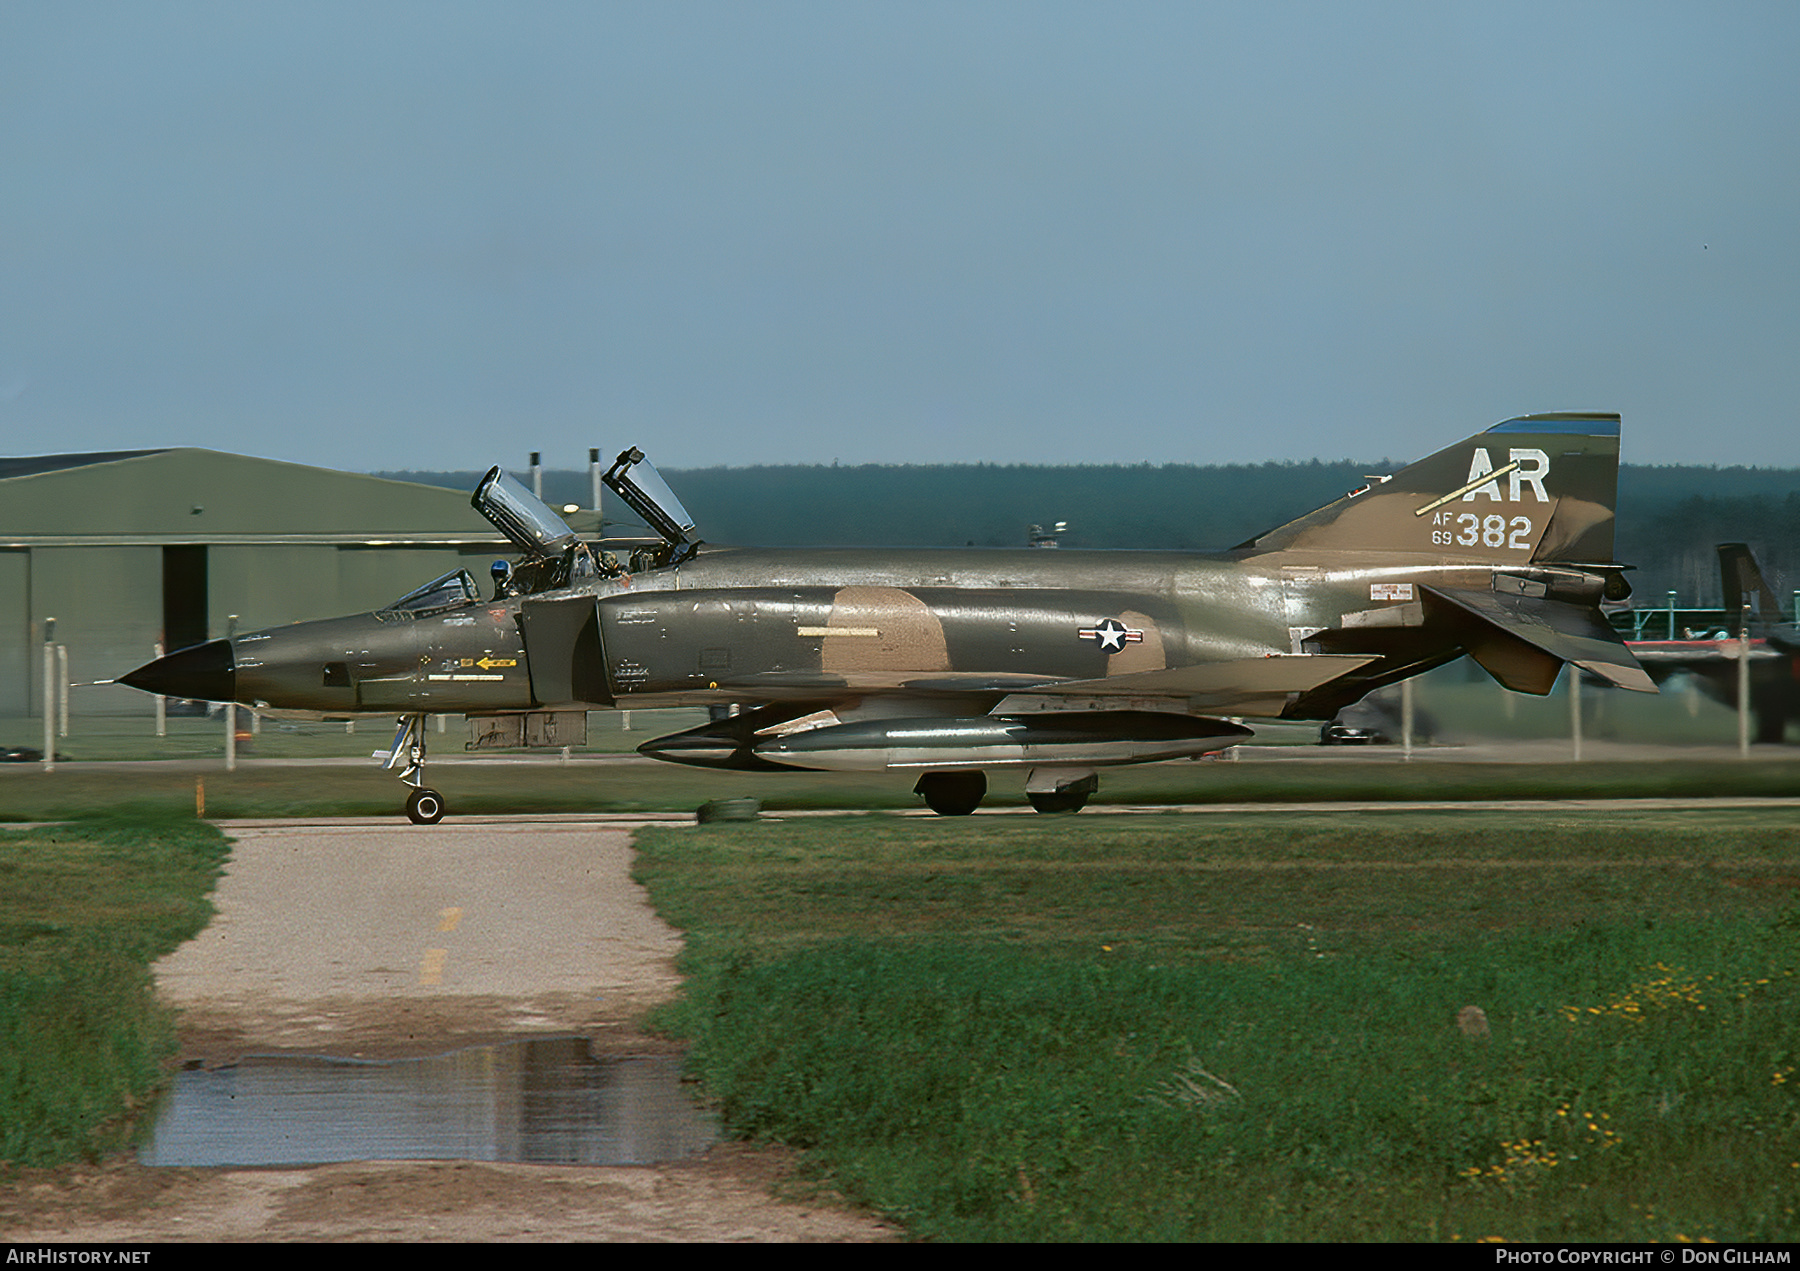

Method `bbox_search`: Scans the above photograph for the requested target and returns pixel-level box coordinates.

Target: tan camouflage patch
[1107,609,1165,675]
[819,587,951,673]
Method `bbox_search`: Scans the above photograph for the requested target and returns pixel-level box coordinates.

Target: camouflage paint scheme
[121,413,1655,819]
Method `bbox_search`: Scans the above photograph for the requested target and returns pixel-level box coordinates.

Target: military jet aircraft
[1627,543,1799,743]
[120,413,1655,823]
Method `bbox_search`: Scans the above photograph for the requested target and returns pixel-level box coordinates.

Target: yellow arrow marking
[475,656,517,670]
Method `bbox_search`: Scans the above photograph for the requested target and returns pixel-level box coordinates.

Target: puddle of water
[138,1037,718,1168]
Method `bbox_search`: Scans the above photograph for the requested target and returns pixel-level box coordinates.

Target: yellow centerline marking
[419,948,447,986]
[439,906,462,933]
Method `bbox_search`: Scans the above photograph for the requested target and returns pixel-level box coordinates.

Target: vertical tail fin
[1238,412,1621,563]
[1718,543,1783,625]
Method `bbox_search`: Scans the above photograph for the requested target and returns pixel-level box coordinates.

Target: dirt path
[0,818,893,1243]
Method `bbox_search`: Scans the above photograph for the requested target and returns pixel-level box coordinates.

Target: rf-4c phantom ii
[120,414,1656,823]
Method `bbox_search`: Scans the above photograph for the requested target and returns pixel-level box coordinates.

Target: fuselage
[132,542,1538,722]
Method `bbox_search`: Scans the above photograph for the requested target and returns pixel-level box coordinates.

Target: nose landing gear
[386,714,447,824]
[405,786,446,825]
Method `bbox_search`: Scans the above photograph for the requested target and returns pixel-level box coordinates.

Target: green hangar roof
[1,449,518,717]
[0,448,505,545]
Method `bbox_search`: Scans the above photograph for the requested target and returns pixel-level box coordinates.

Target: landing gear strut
[915,770,986,816]
[387,714,447,825]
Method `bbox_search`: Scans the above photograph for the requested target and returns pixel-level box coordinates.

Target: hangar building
[1,449,508,716]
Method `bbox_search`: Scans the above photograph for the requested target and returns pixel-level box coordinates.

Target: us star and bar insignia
[1078,618,1144,652]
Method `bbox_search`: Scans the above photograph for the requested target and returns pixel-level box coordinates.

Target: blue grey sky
[4,1,1797,472]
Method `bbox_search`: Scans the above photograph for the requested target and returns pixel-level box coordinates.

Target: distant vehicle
[1319,722,1383,746]
[1317,687,1430,747]
[119,415,1653,822]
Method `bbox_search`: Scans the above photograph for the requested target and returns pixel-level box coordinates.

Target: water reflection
[139,1037,717,1167]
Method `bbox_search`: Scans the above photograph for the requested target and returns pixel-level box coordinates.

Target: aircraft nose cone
[119,639,237,703]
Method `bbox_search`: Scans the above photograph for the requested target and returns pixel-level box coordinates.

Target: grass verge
[634,812,1800,1241]
[2,755,1799,822]
[0,816,228,1167]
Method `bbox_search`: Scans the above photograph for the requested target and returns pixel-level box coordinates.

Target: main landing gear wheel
[406,787,446,825]
[915,770,987,816]
[1027,788,1090,814]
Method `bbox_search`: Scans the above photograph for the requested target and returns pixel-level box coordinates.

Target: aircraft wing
[705,658,1383,718]
[676,654,1382,722]
[709,669,1067,694]
[1012,653,1381,717]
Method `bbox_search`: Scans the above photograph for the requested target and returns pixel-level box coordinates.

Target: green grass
[0,708,711,762]
[4,753,1799,823]
[634,812,1800,1241]
[0,816,229,1166]
[0,761,926,821]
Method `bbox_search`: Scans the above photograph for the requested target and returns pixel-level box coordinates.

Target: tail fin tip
[1484,411,1619,437]
[1241,409,1622,561]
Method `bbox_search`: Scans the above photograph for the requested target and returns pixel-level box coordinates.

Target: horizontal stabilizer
[1423,585,1656,694]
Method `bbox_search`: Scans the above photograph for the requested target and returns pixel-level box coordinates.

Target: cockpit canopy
[604,447,697,546]
[460,450,699,600]
[381,569,479,615]
[472,467,580,560]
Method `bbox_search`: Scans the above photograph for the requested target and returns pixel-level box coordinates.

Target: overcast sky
[5,1,1798,473]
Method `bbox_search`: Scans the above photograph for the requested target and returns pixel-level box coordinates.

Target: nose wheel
[386,714,449,825]
[406,786,447,825]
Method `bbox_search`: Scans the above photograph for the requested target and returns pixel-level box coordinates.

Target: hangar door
[163,545,208,652]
